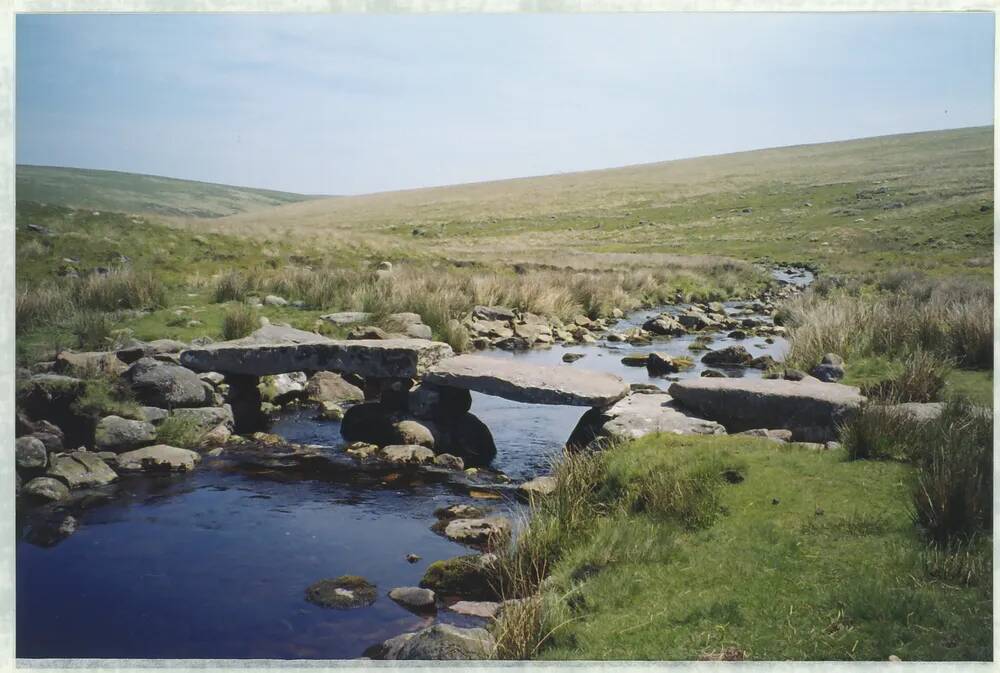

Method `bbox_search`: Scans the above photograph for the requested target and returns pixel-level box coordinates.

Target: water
[16,282,797,659]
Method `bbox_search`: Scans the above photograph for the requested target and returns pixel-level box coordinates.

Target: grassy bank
[494,432,991,661]
[15,201,769,365]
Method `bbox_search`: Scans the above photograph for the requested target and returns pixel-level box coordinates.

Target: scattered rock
[388,586,436,612]
[125,358,211,408]
[116,445,201,472]
[738,428,793,443]
[620,353,649,367]
[16,436,48,471]
[701,345,753,366]
[22,477,70,502]
[345,442,379,460]
[433,453,465,470]
[562,352,585,363]
[701,369,727,378]
[449,600,501,619]
[748,355,778,370]
[305,576,377,609]
[380,444,435,465]
[304,371,365,404]
[811,363,846,382]
[47,451,117,488]
[264,294,288,306]
[568,392,726,449]
[646,352,681,375]
[419,554,498,600]
[406,553,421,563]
[94,415,157,453]
[434,504,486,520]
[379,623,495,660]
[443,517,511,545]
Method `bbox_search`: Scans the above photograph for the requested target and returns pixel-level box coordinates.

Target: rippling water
[16,295,792,659]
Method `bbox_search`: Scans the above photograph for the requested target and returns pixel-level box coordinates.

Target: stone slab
[424,354,628,407]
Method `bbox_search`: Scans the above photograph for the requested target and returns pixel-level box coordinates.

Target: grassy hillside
[200,126,993,276]
[17,165,319,218]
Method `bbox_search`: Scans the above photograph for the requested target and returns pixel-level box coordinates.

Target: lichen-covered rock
[443,517,511,545]
[433,453,465,470]
[434,504,486,520]
[449,600,501,619]
[16,436,48,471]
[380,444,435,465]
[169,405,235,431]
[22,477,69,502]
[47,451,117,488]
[701,345,753,367]
[518,475,557,498]
[305,575,376,609]
[94,415,157,453]
[125,358,211,408]
[568,392,725,450]
[379,623,495,660]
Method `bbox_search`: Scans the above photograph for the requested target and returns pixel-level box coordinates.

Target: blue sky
[16,13,994,195]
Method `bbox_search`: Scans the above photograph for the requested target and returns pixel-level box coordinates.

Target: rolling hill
[16,165,320,218]
[192,126,993,275]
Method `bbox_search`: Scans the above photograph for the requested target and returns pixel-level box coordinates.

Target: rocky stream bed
[16,266,839,660]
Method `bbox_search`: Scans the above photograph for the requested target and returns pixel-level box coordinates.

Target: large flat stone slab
[180,325,453,378]
[668,377,865,441]
[567,392,725,449]
[424,354,628,407]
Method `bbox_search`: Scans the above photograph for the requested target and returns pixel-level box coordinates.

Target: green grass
[17,164,318,218]
[514,434,990,661]
[945,369,993,407]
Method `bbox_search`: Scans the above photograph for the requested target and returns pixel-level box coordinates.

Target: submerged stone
[305,575,377,609]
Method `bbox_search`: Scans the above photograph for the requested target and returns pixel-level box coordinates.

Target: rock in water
[668,378,864,441]
[700,345,753,366]
[449,600,501,619]
[22,477,70,502]
[304,371,364,404]
[379,623,495,660]
[442,517,511,545]
[47,452,118,488]
[305,576,377,609]
[116,445,201,472]
[380,444,435,465]
[94,416,157,453]
[388,586,436,612]
[420,554,498,600]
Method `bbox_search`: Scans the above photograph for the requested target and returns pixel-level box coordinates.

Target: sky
[15,13,995,196]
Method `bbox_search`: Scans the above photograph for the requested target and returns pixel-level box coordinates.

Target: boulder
[424,354,629,407]
[15,436,48,471]
[811,363,846,383]
[348,326,389,340]
[891,402,945,423]
[380,444,435,465]
[568,392,726,449]
[260,372,307,405]
[379,623,495,660]
[701,346,753,367]
[22,477,70,502]
[620,353,649,367]
[304,371,364,404]
[404,323,433,340]
[562,352,585,363]
[433,453,465,470]
[29,430,64,454]
[388,587,436,612]
[139,406,170,424]
[646,352,681,375]
[443,517,511,545]
[391,420,436,448]
[305,576,377,609]
[749,355,778,370]
[169,405,234,431]
[125,358,211,408]
[420,554,498,600]
[264,294,288,306]
[319,311,373,325]
[94,416,157,453]
[408,384,472,420]
[642,314,686,336]
[53,350,127,376]
[701,369,727,378]
[47,451,117,488]
[668,378,864,441]
[116,445,200,472]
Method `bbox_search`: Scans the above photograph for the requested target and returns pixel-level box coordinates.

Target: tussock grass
[861,350,953,403]
[920,536,991,587]
[69,310,117,350]
[910,397,992,545]
[783,274,992,371]
[221,304,259,340]
[155,414,205,449]
[840,404,919,461]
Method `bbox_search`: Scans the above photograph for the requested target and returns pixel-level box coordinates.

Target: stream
[16,267,813,660]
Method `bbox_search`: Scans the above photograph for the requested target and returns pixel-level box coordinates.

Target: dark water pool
[16,298,790,659]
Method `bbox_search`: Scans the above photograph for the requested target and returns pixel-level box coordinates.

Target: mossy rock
[419,555,498,601]
[305,575,377,609]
